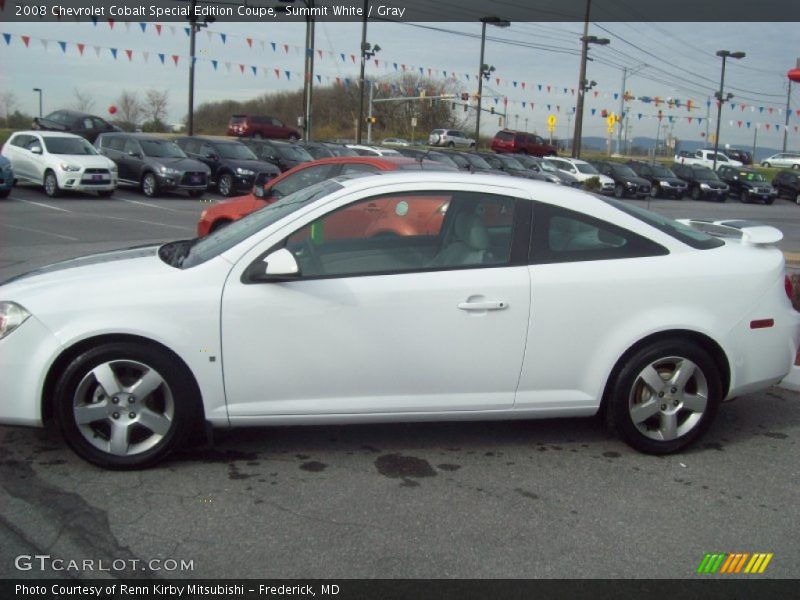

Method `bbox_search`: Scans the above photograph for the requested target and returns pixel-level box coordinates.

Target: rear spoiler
[676,219,783,245]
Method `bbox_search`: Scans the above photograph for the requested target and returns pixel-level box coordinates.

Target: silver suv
[428,129,476,148]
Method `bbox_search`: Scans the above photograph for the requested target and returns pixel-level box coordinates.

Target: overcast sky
[1,19,798,148]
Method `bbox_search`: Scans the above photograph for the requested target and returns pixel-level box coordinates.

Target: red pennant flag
[108,19,114,29]
[401,64,406,71]
[246,38,253,48]
[351,54,356,63]
[274,68,280,78]
[374,59,379,67]
[317,49,323,59]
[77,43,85,55]
[768,107,774,114]
[765,124,771,130]
[521,82,526,90]
[496,78,500,86]
[125,49,133,61]
[283,44,289,53]
[687,117,693,123]
[238,64,244,73]
[557,105,561,112]
[546,86,551,93]
[21,35,30,47]
[155,24,162,35]
[172,54,179,66]
[737,120,743,128]
[740,104,746,111]
[593,91,599,98]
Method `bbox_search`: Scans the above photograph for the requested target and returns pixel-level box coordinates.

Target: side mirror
[30,146,43,155]
[205,153,218,161]
[245,248,299,283]
[128,150,142,158]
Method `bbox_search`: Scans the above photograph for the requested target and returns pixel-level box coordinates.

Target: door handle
[457,300,508,311]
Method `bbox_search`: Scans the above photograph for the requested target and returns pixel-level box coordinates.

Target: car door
[219,185,531,417]
[5,134,33,180]
[120,139,143,182]
[24,135,47,183]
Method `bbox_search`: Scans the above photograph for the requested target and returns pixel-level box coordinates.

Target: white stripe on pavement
[12,198,73,213]
[119,198,184,213]
[0,223,80,241]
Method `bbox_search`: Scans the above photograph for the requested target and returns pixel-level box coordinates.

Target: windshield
[740,171,766,182]
[428,152,458,167]
[217,143,258,160]
[576,163,599,175]
[611,165,638,178]
[693,167,720,181]
[44,137,98,155]
[602,197,724,250]
[497,155,525,169]
[179,179,344,268]
[278,145,313,161]
[463,154,492,169]
[326,145,359,157]
[651,166,675,177]
[140,140,186,158]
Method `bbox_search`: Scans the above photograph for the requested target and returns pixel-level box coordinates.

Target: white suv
[545,157,615,194]
[428,129,476,148]
[2,131,118,197]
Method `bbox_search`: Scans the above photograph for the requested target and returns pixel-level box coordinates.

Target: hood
[660,177,686,186]
[56,154,115,168]
[222,158,279,173]
[150,157,210,173]
[598,174,615,185]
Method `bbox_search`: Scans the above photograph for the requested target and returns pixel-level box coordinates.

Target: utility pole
[616,67,627,155]
[356,0,369,144]
[188,0,197,136]
[783,80,793,152]
[705,96,710,141]
[302,5,316,141]
[366,82,374,144]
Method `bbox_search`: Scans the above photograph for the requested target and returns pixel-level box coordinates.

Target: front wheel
[141,172,159,198]
[762,162,771,168]
[649,185,659,199]
[44,170,61,197]
[614,183,625,199]
[218,172,234,196]
[447,141,455,148]
[0,188,10,199]
[741,189,750,204]
[54,342,199,469]
[605,340,722,454]
[691,185,701,201]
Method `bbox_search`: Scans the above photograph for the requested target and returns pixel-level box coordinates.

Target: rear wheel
[765,197,775,205]
[141,172,159,198]
[54,342,199,469]
[289,135,299,142]
[44,170,61,197]
[0,189,10,199]
[605,339,722,454]
[447,141,455,148]
[252,133,263,140]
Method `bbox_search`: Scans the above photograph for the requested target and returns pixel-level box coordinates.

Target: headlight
[109,164,118,172]
[0,302,30,339]
[236,168,255,176]
[660,180,671,186]
[626,181,637,188]
[159,166,180,176]
[59,163,80,172]
[700,183,710,190]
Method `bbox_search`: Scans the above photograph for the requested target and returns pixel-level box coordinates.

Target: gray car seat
[427,211,490,267]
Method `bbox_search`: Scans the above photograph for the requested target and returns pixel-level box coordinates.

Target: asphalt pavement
[0,182,798,580]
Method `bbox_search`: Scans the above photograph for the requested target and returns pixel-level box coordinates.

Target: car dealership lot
[1,183,799,578]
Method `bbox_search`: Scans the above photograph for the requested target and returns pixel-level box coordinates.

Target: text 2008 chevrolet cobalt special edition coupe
[1,173,799,468]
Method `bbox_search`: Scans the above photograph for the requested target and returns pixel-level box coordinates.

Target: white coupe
[2,131,118,197]
[1,172,798,468]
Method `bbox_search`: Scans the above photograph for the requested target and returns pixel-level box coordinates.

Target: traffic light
[451,102,456,110]
[461,92,469,101]
[490,106,495,114]
[365,116,377,124]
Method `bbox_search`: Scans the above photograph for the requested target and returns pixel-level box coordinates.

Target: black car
[591,161,651,199]
[717,165,776,204]
[512,154,581,187]
[724,148,753,165]
[174,136,280,196]
[671,163,729,201]
[476,152,545,181]
[32,110,120,143]
[241,139,314,172]
[394,147,461,169]
[626,161,688,199]
[96,133,210,198]
[298,142,336,159]
[440,151,507,176]
[772,169,800,204]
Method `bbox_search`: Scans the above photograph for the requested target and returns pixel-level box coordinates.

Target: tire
[188,190,204,198]
[97,190,114,198]
[649,185,659,199]
[141,172,159,198]
[765,197,775,205]
[252,133,263,140]
[605,339,722,454]
[289,135,299,142]
[741,189,750,204]
[691,185,701,201]
[218,172,234,196]
[762,162,771,168]
[614,183,625,199]
[53,342,199,469]
[0,188,10,199]
[796,193,800,206]
[44,170,61,197]
[447,141,455,148]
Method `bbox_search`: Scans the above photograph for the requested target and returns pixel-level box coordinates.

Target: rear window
[601,197,724,250]
[495,131,514,142]
[230,116,246,124]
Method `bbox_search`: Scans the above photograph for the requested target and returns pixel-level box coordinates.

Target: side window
[93,117,109,130]
[81,118,94,129]
[200,144,216,158]
[530,203,667,264]
[282,192,518,279]
[24,136,42,151]
[271,118,283,127]
[49,112,67,125]
[123,139,140,155]
[108,137,125,151]
[10,134,32,147]
[272,165,334,198]
[339,163,380,175]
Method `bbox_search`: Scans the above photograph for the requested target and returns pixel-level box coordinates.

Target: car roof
[13,130,84,139]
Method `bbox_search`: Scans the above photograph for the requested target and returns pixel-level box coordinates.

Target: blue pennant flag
[139,23,147,33]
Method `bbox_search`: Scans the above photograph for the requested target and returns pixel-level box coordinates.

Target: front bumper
[0,315,63,426]
[157,171,208,192]
[57,169,117,192]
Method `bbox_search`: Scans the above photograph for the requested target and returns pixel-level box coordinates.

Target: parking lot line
[0,223,80,241]
[118,197,185,213]
[12,197,73,213]
[86,214,196,232]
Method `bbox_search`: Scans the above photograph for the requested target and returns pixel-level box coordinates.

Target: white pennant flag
[262,67,269,77]
[94,45,101,57]
[168,25,176,35]
[206,30,212,42]
[124,22,131,32]
[41,39,49,50]
[225,61,231,72]
[259,40,265,51]
[142,51,149,63]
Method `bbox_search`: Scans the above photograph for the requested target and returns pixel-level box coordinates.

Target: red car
[227,115,301,140]
[197,156,455,237]
[491,129,557,157]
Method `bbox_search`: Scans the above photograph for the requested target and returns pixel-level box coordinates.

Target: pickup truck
[674,149,743,170]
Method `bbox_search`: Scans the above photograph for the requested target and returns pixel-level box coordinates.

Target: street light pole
[303,12,315,141]
[187,1,214,136]
[32,88,42,118]
[712,49,745,170]
[475,16,509,145]
[783,80,792,153]
[571,25,609,155]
